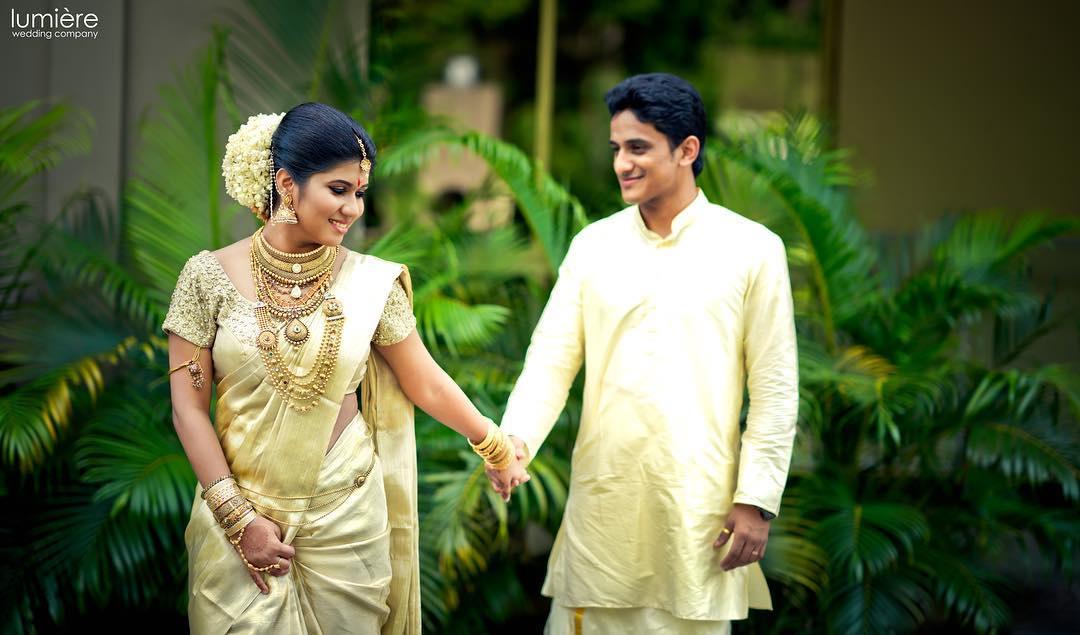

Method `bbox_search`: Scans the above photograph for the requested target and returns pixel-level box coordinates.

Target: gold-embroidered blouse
[161,249,416,352]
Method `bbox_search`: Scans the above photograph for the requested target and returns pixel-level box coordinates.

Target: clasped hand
[235,514,295,594]
[484,435,531,501]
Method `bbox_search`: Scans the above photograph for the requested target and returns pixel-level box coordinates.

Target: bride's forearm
[410,368,490,443]
[376,331,491,443]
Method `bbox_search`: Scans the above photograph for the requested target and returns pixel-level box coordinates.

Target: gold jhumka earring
[272,188,298,225]
[268,144,298,225]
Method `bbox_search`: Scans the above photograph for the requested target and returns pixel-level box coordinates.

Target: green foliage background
[0,2,1076,633]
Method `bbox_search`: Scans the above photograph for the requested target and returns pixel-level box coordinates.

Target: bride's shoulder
[211,236,252,260]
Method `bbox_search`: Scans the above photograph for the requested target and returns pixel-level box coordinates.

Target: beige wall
[836,0,1080,365]
[837,1,1080,232]
[3,0,233,221]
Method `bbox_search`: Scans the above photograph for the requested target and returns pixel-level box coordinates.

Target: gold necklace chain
[249,236,346,412]
[255,261,333,318]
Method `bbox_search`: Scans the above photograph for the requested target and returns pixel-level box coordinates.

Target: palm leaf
[126,28,240,304]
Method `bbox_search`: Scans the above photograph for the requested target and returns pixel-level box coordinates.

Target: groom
[492,73,799,633]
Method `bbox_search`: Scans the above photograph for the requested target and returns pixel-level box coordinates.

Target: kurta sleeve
[372,278,416,346]
[500,231,588,460]
[161,253,217,349]
[732,232,799,517]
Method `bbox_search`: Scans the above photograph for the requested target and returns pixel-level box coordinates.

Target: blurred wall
[835,0,1080,365]
[2,0,227,220]
[837,1,1079,232]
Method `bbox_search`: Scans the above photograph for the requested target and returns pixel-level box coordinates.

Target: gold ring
[721,527,732,534]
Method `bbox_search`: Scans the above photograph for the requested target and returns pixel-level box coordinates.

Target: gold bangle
[220,499,254,526]
[204,482,242,511]
[483,430,514,470]
[212,495,249,523]
[203,475,239,499]
[220,504,255,531]
[202,473,236,494]
[225,508,257,538]
[482,430,510,460]
[468,420,498,452]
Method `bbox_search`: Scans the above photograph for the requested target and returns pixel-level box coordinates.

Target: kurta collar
[633,188,708,243]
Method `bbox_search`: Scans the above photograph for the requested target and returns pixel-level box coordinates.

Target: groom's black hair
[268,102,376,215]
[604,73,707,177]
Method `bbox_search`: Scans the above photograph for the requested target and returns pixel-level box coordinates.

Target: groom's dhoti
[545,605,731,635]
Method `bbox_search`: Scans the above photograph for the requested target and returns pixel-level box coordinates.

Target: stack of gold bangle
[203,475,255,536]
[202,474,280,573]
[469,420,514,470]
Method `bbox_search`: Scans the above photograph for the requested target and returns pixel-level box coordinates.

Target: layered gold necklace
[250,226,345,412]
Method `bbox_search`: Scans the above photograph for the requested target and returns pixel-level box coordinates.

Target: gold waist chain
[236,449,377,528]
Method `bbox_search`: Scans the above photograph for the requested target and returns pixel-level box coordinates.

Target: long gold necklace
[250,229,346,412]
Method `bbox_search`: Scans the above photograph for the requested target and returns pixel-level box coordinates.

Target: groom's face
[608,109,680,206]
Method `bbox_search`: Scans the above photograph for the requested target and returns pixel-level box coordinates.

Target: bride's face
[271,160,368,249]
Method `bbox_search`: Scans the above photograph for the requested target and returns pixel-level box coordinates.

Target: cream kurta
[502,189,798,622]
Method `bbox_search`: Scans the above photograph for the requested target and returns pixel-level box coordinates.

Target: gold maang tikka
[355,134,371,174]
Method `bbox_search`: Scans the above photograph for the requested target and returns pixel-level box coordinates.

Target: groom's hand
[714,503,770,571]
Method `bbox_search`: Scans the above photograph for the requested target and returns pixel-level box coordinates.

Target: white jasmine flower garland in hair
[222,112,285,216]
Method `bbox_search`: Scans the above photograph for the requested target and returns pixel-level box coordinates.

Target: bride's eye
[331,187,346,195]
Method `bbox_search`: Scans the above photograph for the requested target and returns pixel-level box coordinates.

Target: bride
[162,102,529,633]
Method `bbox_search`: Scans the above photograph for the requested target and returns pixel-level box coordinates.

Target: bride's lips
[329,219,349,233]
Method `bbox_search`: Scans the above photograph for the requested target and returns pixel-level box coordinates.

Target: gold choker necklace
[254,227,336,298]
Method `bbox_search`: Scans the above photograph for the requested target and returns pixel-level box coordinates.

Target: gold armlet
[168,346,205,390]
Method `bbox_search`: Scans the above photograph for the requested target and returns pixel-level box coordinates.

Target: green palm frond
[31,485,184,607]
[0,102,93,315]
[0,377,82,473]
[1039,364,1080,422]
[811,487,930,582]
[364,223,436,269]
[760,499,828,596]
[126,28,239,302]
[74,390,195,518]
[30,190,162,332]
[880,214,1079,360]
[703,113,877,348]
[223,0,338,113]
[414,294,511,355]
[0,100,92,180]
[967,419,1079,500]
[420,453,504,583]
[828,566,932,635]
[915,548,1010,633]
[0,343,118,473]
[937,212,1080,274]
[377,128,588,272]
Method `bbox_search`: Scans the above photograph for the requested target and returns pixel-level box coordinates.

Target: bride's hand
[235,514,296,593]
[485,436,531,502]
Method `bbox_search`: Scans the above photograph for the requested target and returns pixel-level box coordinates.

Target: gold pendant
[323,297,343,317]
[285,318,309,345]
[257,329,277,350]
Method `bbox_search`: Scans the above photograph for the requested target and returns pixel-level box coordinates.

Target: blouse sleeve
[372,278,416,346]
[161,253,218,348]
